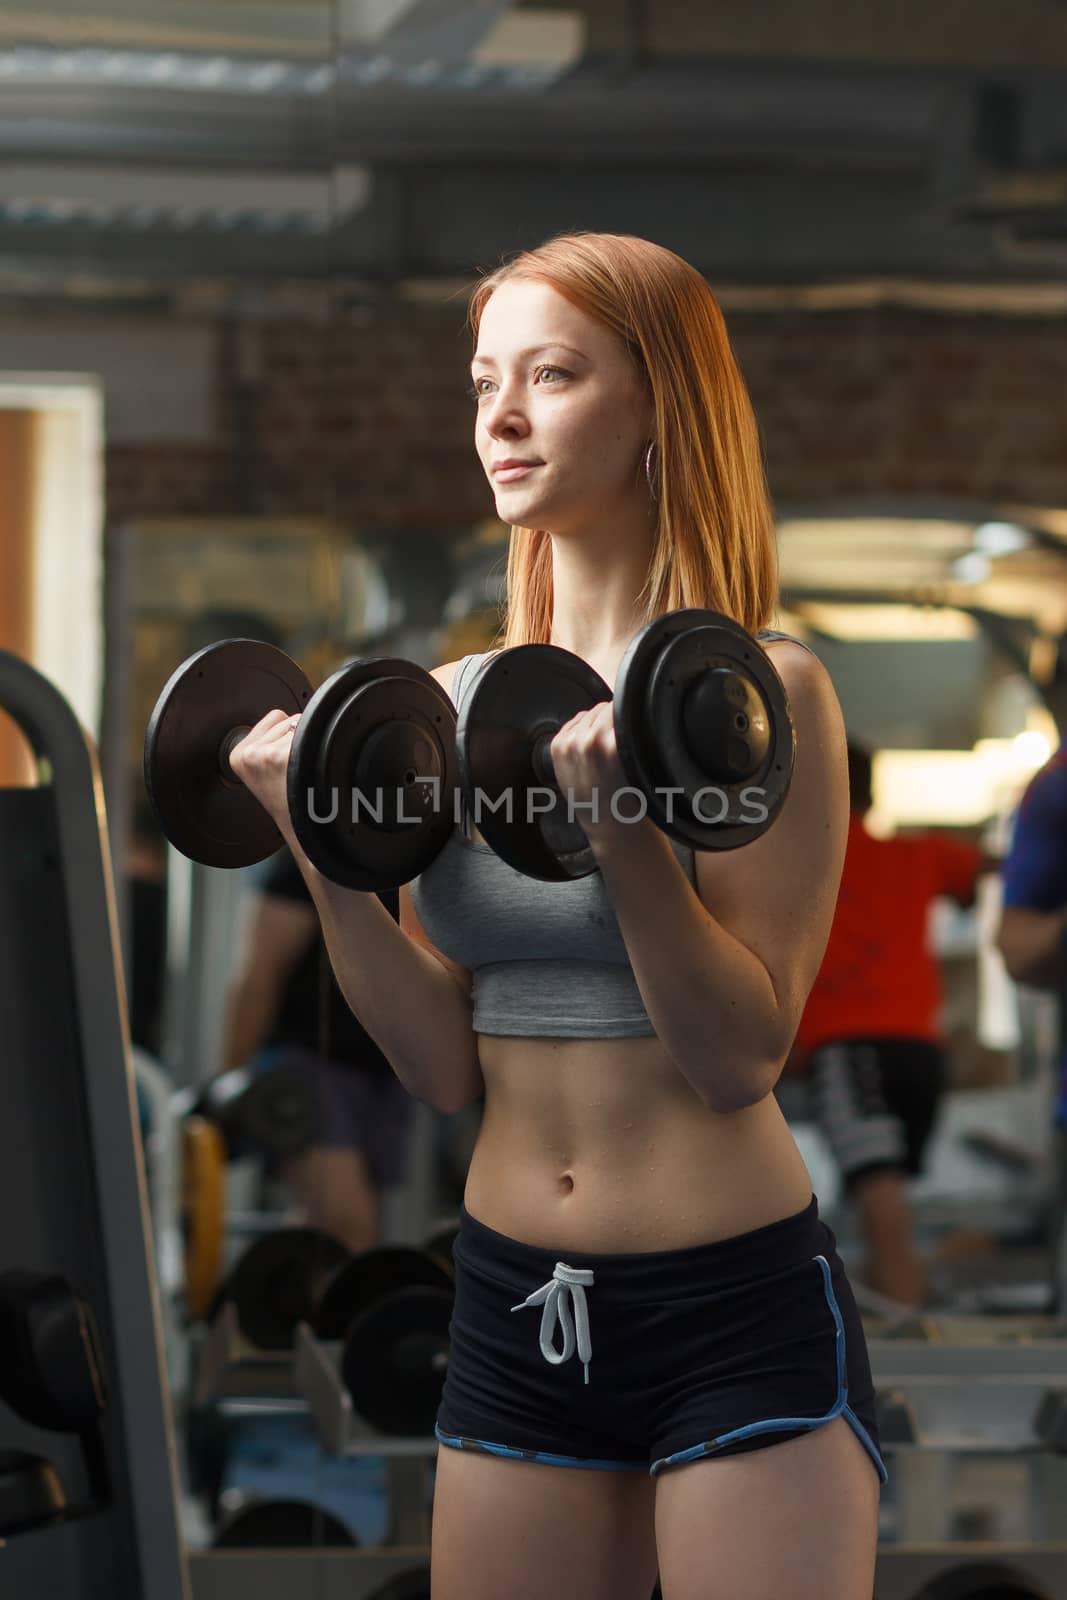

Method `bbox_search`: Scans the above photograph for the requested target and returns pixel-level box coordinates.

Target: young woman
[231,232,886,1600]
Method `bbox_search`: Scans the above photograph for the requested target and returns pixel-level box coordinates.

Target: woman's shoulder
[754,632,842,776]
[756,627,816,656]
[756,630,829,698]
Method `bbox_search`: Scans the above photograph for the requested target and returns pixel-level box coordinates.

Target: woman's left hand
[547,704,644,852]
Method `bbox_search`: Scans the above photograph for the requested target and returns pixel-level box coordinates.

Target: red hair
[467,231,778,646]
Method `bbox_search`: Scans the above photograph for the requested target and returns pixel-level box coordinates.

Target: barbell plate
[144,639,312,869]
[288,658,458,890]
[341,1286,452,1437]
[615,609,794,851]
[314,1246,453,1341]
[456,644,610,880]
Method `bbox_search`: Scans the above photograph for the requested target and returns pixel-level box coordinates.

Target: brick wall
[736,310,1067,508]
[100,301,1067,528]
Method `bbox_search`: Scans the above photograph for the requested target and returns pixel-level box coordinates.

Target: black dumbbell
[456,608,794,879]
[207,1228,351,1351]
[912,1562,1051,1599]
[367,1568,431,1600]
[286,653,458,891]
[144,640,458,891]
[311,1246,454,1438]
[212,1497,358,1548]
[179,1063,318,1162]
[144,640,311,869]
[313,1245,453,1341]
[342,1286,452,1438]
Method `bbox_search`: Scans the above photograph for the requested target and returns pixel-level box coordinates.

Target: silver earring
[644,441,658,500]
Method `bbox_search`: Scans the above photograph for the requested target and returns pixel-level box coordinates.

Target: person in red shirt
[793,741,984,1306]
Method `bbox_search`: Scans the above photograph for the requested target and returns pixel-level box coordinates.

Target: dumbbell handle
[530,730,558,790]
[218,725,253,784]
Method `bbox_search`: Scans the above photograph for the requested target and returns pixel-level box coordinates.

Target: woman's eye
[465,366,567,402]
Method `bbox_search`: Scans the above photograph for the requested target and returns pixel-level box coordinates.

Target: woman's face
[470,279,653,535]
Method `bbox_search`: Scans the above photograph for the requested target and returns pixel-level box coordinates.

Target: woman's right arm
[227,661,484,1115]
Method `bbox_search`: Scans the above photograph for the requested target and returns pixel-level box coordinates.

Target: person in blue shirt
[996,742,1067,1298]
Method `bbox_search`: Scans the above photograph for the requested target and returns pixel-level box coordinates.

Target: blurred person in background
[222,847,413,1253]
[791,740,985,1306]
[995,738,1067,1301]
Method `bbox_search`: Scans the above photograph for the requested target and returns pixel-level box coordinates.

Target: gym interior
[3,4,1067,1598]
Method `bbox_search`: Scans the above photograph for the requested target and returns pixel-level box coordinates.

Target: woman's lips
[493,463,541,482]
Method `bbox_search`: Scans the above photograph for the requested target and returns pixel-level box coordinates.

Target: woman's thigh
[432,1446,659,1600]
[654,1415,878,1600]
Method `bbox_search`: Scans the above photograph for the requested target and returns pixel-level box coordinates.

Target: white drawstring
[511,1262,595,1385]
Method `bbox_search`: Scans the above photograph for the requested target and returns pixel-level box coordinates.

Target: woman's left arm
[591,644,849,1113]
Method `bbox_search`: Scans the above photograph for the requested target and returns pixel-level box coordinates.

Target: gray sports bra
[408,629,805,1039]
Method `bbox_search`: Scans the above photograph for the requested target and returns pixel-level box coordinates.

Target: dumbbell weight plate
[914,1563,1050,1599]
[615,609,794,851]
[314,1246,453,1341]
[208,1228,350,1351]
[192,1067,254,1156]
[341,1286,452,1436]
[456,645,611,881]
[238,1063,318,1159]
[367,1569,431,1600]
[288,657,458,890]
[144,640,312,868]
[423,1223,460,1281]
[212,1497,357,1547]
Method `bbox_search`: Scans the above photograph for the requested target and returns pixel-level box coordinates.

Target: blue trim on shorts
[434,1425,646,1473]
[649,1256,889,1483]
[436,1255,889,1485]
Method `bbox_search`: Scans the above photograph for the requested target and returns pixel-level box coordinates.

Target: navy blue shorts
[435,1193,887,1483]
[252,1044,414,1188]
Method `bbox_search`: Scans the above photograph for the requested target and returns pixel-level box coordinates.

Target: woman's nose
[482,379,530,434]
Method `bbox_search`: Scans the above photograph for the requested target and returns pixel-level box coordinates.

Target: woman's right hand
[227,709,299,841]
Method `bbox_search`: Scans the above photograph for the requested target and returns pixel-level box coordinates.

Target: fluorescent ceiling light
[779,517,976,551]
[0,43,330,94]
[791,603,978,640]
[950,551,993,584]
[973,521,1032,556]
[0,161,371,230]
